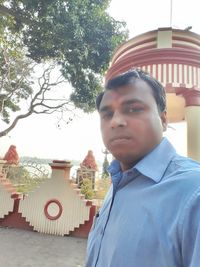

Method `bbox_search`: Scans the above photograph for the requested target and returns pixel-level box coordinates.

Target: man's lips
[110,136,131,143]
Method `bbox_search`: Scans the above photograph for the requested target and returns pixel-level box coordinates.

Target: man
[85,69,200,267]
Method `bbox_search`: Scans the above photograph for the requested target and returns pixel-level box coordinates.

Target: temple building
[105,27,200,161]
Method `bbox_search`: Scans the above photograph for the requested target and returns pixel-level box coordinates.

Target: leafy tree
[95,177,110,200]
[0,0,128,114]
[0,31,34,126]
[0,14,76,137]
[102,149,110,178]
[80,178,94,200]
[6,164,48,193]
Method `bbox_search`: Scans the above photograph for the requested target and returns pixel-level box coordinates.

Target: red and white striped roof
[106,28,200,92]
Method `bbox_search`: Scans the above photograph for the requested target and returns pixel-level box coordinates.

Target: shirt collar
[134,138,176,182]
[108,159,121,176]
[108,159,122,188]
[108,138,177,183]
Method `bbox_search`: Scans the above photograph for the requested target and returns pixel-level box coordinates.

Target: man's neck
[120,160,140,172]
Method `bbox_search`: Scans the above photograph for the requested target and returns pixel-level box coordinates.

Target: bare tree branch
[33,101,69,110]
[0,64,76,137]
[0,110,32,137]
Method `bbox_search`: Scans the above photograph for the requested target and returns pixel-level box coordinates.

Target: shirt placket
[94,173,121,267]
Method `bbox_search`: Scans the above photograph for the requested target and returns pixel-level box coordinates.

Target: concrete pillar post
[49,160,72,180]
[182,90,200,161]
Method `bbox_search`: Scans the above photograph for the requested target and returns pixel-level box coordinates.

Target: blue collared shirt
[85,138,200,267]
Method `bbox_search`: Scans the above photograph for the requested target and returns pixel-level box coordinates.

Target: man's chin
[111,151,139,163]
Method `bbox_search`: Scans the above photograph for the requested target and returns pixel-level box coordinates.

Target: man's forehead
[100,81,154,106]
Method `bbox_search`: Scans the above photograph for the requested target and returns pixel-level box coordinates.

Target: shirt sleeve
[180,187,200,267]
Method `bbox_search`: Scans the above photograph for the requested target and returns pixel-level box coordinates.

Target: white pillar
[185,106,200,161]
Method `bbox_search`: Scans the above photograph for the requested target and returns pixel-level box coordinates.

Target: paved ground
[0,227,87,267]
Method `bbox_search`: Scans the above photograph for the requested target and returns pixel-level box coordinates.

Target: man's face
[99,80,167,171]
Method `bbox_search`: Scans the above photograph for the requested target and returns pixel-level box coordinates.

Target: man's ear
[160,110,168,132]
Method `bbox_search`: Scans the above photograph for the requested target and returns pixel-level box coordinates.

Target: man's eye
[127,107,143,113]
[101,111,113,120]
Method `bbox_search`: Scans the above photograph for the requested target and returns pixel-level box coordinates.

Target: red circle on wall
[44,199,63,220]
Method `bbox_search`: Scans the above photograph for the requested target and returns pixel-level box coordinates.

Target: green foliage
[80,178,94,199]
[20,156,82,167]
[0,30,33,123]
[95,177,110,199]
[15,176,46,193]
[0,0,128,112]
[7,165,31,181]
[6,165,48,193]
[102,154,109,178]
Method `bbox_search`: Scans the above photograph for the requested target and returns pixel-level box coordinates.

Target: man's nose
[110,111,127,128]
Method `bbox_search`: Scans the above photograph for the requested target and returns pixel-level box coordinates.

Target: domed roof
[105,28,200,122]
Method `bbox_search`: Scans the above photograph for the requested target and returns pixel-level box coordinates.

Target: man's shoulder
[172,154,200,171]
[167,154,200,186]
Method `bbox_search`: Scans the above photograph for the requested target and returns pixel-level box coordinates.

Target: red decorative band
[176,88,200,106]
[44,199,63,220]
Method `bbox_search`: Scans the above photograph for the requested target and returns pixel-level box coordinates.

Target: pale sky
[0,0,199,162]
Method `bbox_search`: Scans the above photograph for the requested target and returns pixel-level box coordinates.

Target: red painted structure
[105,28,200,123]
[0,160,96,238]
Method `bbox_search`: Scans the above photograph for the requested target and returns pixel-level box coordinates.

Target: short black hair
[96,69,166,113]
